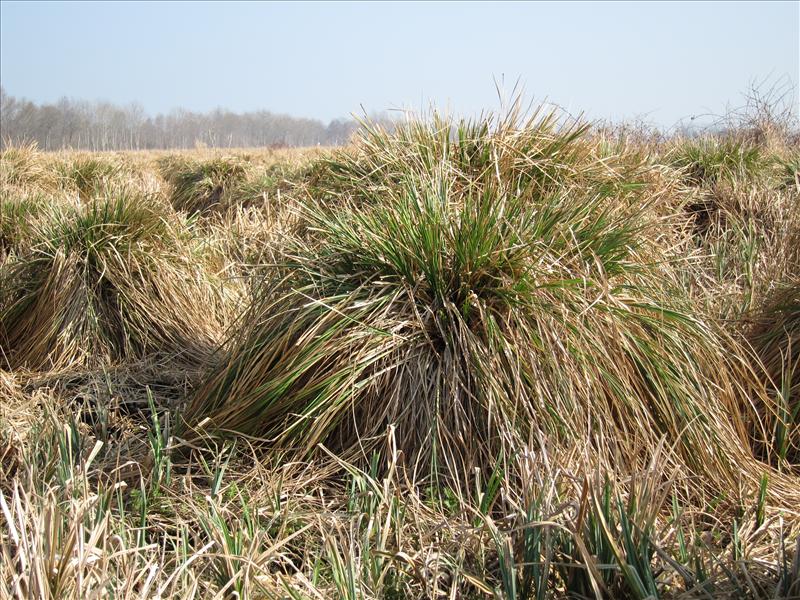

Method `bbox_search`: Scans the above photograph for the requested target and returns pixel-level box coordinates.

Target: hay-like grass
[0,189,228,371]
[185,111,782,498]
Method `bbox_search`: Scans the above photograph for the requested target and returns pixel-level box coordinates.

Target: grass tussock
[0,189,228,370]
[675,138,800,323]
[54,153,126,200]
[309,107,639,207]
[159,155,249,215]
[186,110,786,503]
[0,142,57,190]
[1,191,46,266]
[670,137,769,186]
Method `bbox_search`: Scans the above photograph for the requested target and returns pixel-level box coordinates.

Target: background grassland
[1,105,799,599]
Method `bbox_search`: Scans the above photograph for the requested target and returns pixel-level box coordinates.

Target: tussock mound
[669,136,768,186]
[1,193,39,266]
[0,189,228,371]
[55,154,126,200]
[186,111,778,494]
[159,155,248,214]
[0,143,56,191]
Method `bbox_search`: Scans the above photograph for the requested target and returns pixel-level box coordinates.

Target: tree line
[0,87,371,150]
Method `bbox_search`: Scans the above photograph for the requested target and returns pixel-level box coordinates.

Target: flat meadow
[1,104,799,599]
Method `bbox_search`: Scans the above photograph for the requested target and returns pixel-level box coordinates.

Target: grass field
[1,105,799,599]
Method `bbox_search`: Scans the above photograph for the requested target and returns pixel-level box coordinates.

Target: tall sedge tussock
[1,192,40,266]
[159,154,249,214]
[0,142,56,191]
[1,185,81,259]
[203,164,308,275]
[675,134,800,323]
[186,109,782,497]
[670,136,768,186]
[206,202,301,284]
[220,159,312,208]
[0,189,227,371]
[55,154,127,201]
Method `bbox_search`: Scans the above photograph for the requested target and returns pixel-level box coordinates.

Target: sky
[1,1,798,128]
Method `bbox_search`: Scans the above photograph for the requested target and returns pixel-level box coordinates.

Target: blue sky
[1,1,797,127]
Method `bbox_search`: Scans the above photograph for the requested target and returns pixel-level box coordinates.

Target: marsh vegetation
[1,100,799,599]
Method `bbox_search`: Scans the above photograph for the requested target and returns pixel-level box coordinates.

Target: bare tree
[0,88,382,150]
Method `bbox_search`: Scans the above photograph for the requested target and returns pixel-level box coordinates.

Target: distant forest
[0,87,377,150]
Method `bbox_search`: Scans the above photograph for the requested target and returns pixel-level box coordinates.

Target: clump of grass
[671,136,768,186]
[186,111,776,498]
[671,138,765,245]
[775,151,800,191]
[205,203,301,286]
[4,129,800,599]
[0,189,227,371]
[220,160,314,209]
[0,192,42,265]
[684,165,800,322]
[55,154,124,201]
[222,171,280,208]
[0,143,56,190]
[159,155,248,214]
